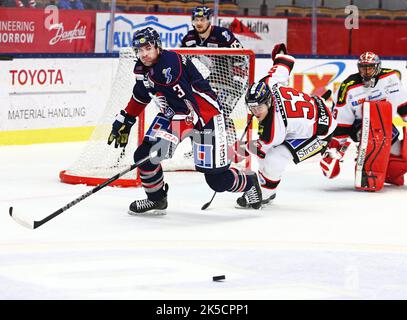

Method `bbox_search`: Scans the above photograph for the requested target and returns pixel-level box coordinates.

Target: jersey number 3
[173,84,185,98]
[279,87,315,120]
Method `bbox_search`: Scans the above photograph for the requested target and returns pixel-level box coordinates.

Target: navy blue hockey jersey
[181,26,242,48]
[125,50,222,129]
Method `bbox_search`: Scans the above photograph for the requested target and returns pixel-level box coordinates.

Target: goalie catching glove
[320,139,350,179]
[107,110,137,148]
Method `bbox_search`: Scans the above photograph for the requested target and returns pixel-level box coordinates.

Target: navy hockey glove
[108,110,137,148]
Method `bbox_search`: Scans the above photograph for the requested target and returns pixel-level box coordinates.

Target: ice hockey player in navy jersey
[107,27,263,214]
[181,6,242,49]
[181,5,246,148]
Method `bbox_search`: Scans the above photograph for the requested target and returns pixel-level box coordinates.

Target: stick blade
[9,207,34,229]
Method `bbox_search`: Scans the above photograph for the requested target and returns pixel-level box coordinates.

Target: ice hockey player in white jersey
[230,44,337,208]
[320,52,407,187]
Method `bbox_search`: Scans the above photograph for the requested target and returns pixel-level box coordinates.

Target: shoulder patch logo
[222,30,231,42]
[162,68,172,84]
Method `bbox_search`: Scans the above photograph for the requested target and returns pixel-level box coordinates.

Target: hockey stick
[201,115,254,210]
[9,154,152,230]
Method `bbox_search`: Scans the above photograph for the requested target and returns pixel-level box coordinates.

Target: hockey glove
[228,141,250,163]
[108,110,137,148]
[228,140,266,163]
[271,43,287,60]
[320,139,350,179]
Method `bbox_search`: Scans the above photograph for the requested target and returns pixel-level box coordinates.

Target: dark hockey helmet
[192,6,212,21]
[245,81,272,111]
[357,51,381,82]
[132,27,162,52]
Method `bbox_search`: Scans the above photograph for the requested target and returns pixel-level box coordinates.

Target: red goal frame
[59,48,256,187]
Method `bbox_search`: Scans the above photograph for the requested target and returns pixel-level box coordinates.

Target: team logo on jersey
[388,89,400,94]
[194,144,213,168]
[222,31,231,42]
[352,99,365,107]
[162,68,172,84]
[185,40,196,46]
[145,116,171,142]
[164,106,175,119]
[368,93,382,100]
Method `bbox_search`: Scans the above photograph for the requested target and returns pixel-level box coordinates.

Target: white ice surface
[1,142,407,300]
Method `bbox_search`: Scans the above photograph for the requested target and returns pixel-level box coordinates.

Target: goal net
[60,47,255,187]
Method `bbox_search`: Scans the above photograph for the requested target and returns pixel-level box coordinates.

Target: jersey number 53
[279,87,315,120]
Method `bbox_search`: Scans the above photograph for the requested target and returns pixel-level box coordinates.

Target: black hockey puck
[212,275,225,281]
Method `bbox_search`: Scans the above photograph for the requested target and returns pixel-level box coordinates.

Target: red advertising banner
[0,8,95,53]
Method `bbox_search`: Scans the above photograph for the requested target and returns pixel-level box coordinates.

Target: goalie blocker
[355,101,393,191]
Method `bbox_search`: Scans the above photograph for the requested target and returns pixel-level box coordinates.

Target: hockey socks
[227,167,257,192]
[204,167,253,193]
[139,164,166,201]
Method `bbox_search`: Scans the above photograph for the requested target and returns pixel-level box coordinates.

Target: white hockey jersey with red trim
[256,54,337,154]
[334,69,407,127]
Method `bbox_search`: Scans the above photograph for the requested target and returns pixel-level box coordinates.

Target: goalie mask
[358,52,381,86]
[245,81,272,112]
[132,27,162,54]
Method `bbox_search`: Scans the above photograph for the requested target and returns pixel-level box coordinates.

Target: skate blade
[128,209,167,216]
[234,204,263,210]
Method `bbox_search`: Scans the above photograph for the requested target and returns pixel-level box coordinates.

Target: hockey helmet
[192,6,212,21]
[245,80,272,111]
[357,51,381,82]
[132,27,162,52]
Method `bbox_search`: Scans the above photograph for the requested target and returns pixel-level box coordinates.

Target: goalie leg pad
[355,101,393,191]
[385,127,407,186]
[385,155,407,186]
[401,127,407,161]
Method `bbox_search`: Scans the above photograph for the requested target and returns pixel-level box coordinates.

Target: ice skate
[235,173,262,209]
[128,184,168,215]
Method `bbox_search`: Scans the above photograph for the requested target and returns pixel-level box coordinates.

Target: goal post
[59,47,256,187]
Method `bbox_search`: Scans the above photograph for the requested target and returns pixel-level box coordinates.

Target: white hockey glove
[228,140,266,163]
[320,139,350,179]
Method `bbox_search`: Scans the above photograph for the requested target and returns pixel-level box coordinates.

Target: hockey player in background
[181,6,242,49]
[320,52,407,189]
[181,6,247,147]
[230,44,337,208]
[107,27,262,214]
